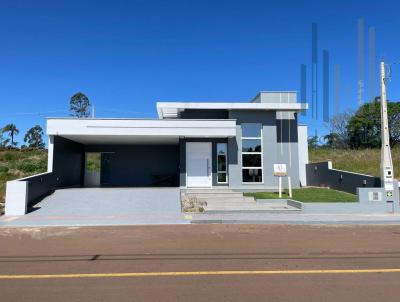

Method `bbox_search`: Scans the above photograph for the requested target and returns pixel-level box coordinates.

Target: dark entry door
[100,153,112,186]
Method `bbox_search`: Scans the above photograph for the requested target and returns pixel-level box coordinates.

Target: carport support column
[47,135,54,172]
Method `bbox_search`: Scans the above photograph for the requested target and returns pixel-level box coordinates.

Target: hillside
[309,148,400,179]
[0,149,47,214]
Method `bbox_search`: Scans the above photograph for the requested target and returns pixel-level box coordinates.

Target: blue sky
[1,0,400,144]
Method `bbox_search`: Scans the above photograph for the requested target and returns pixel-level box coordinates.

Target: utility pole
[380,61,394,193]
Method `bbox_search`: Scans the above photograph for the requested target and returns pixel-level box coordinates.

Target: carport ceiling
[60,135,179,145]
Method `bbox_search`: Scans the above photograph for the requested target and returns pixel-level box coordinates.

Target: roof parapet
[251,91,297,104]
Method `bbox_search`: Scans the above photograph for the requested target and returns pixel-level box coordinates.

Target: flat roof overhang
[156,102,309,118]
[47,118,237,144]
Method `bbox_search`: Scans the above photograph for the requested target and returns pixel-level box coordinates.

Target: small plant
[181,194,206,213]
[17,161,46,173]
[0,166,9,173]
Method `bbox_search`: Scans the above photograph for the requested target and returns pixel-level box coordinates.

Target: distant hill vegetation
[309,148,400,179]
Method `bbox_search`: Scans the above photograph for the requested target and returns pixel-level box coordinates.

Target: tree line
[0,124,45,149]
[0,92,92,150]
[309,97,400,149]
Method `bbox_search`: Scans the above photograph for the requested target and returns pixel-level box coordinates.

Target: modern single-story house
[5,91,308,215]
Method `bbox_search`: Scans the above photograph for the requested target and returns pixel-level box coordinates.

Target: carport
[47,118,236,189]
[5,118,236,216]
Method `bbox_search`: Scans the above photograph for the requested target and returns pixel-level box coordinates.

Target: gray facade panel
[228,110,300,190]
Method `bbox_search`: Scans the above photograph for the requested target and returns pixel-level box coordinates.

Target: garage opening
[84,152,101,187]
[84,145,179,187]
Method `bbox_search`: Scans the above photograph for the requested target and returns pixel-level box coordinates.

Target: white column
[47,135,54,172]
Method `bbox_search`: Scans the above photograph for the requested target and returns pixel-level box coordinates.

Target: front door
[186,142,212,187]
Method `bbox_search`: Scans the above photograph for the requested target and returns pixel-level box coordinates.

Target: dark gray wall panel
[25,172,56,207]
[53,136,84,187]
[84,145,179,186]
[179,109,229,119]
[306,161,380,194]
[276,118,298,143]
[23,136,84,208]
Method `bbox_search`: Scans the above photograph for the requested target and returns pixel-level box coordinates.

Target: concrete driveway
[0,188,188,227]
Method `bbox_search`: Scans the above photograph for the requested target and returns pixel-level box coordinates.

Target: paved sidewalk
[2,212,400,227]
[190,213,400,224]
[0,213,189,227]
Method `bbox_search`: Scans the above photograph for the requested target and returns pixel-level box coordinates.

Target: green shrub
[17,161,46,173]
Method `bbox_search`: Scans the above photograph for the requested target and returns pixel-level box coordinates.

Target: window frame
[241,123,263,184]
[216,143,228,184]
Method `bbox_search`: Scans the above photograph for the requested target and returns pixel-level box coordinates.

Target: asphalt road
[1,224,400,301]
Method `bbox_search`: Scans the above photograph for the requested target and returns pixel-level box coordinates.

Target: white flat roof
[156,102,308,119]
[47,118,237,144]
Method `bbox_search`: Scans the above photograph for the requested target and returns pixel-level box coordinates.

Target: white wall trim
[47,119,236,138]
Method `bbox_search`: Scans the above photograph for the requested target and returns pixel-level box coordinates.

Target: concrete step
[205,202,260,209]
[203,199,302,213]
[204,203,300,211]
[204,209,302,214]
[205,203,296,209]
[199,197,255,203]
[186,192,244,198]
[203,199,255,205]
[183,189,233,194]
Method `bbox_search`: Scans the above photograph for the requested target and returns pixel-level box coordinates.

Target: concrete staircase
[182,189,300,213]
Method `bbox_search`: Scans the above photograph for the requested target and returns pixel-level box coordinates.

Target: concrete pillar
[5,181,28,216]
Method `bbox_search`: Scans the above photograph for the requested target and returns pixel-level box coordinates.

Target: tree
[323,133,341,148]
[324,111,353,148]
[24,125,45,148]
[0,132,10,148]
[347,97,400,148]
[2,124,19,147]
[308,135,319,150]
[69,92,91,118]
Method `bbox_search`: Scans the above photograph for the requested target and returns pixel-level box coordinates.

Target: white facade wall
[298,124,309,186]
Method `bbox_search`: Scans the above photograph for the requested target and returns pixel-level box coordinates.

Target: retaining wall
[306,161,380,194]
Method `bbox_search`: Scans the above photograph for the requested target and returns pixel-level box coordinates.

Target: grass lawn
[244,188,358,203]
[309,148,400,179]
[0,148,47,214]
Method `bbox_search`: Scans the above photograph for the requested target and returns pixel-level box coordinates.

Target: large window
[241,123,262,183]
[217,143,228,183]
